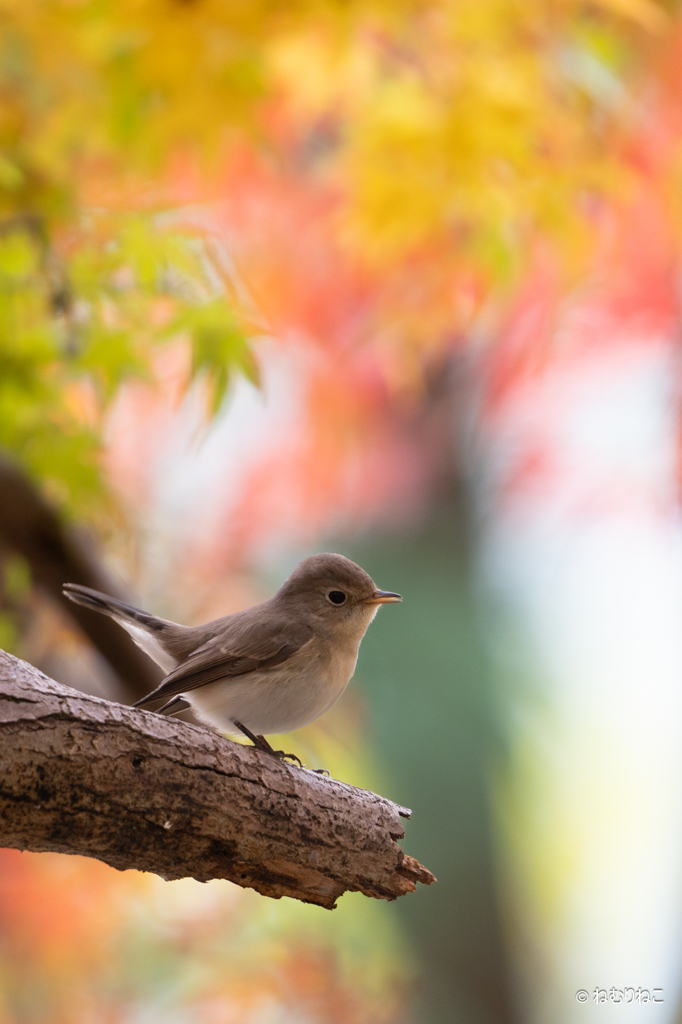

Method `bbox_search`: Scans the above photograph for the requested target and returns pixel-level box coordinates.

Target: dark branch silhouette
[0,456,162,701]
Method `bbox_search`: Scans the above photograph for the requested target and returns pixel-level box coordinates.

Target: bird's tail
[62,582,180,674]
[62,583,163,631]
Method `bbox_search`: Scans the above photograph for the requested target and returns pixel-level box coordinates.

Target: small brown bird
[63,553,401,767]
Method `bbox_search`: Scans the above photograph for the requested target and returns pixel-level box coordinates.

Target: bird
[62,553,401,768]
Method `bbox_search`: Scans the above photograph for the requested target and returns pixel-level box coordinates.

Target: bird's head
[275,552,402,636]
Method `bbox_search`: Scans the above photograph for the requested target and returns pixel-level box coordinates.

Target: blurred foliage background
[2,0,682,1022]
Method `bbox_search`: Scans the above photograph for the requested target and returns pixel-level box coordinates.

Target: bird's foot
[270,749,329,773]
[233,723,310,769]
[271,749,304,767]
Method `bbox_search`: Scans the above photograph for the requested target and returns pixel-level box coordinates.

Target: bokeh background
[1,1,682,1022]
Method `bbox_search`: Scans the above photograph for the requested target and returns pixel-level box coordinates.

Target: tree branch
[0,650,435,909]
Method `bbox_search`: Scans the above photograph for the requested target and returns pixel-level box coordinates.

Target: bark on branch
[0,650,435,909]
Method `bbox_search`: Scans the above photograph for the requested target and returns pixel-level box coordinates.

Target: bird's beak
[365,590,403,604]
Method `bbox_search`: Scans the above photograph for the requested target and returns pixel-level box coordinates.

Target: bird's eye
[327,590,347,605]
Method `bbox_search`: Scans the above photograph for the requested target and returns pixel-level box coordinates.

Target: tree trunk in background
[349,490,515,1024]
[345,358,516,1024]
[0,456,162,702]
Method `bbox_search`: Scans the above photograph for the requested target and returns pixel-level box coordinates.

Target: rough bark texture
[0,456,162,701]
[0,650,435,909]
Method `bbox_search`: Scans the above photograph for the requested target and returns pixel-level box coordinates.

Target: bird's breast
[186,636,359,737]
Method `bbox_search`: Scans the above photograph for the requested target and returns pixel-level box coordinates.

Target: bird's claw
[273,750,304,767]
[276,754,329,774]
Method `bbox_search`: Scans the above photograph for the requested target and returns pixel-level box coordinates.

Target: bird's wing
[133,618,314,708]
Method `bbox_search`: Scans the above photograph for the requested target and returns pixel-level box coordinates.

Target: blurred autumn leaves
[0,848,409,1024]
[0,0,674,518]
